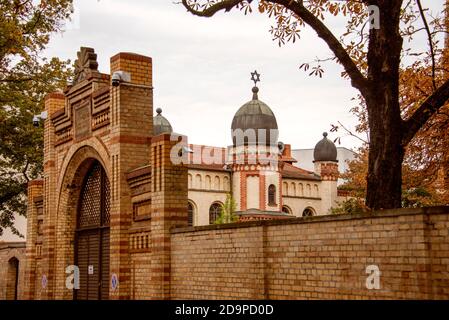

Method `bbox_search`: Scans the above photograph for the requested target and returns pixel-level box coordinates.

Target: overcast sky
[42,0,444,151]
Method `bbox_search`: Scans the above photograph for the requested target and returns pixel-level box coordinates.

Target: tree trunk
[443,0,449,198]
[365,0,404,209]
[365,94,404,209]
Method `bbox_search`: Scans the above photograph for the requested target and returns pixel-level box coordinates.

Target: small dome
[153,108,173,135]
[313,132,338,162]
[231,87,278,146]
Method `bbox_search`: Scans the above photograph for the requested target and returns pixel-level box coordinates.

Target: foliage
[214,194,239,224]
[330,197,369,215]
[0,0,74,237]
[341,147,448,207]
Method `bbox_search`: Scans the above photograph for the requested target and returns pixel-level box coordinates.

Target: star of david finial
[250,70,261,87]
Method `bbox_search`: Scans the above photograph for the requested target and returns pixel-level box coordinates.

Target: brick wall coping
[44,92,65,101]
[110,52,152,64]
[0,242,26,250]
[28,180,43,186]
[171,206,449,234]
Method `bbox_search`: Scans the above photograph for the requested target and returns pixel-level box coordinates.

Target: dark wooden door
[75,161,110,300]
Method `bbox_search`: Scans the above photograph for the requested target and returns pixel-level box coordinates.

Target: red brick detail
[45,92,65,102]
[109,135,152,145]
[110,52,152,64]
[28,180,44,186]
[44,160,55,169]
[151,133,183,143]
[259,174,266,210]
[279,174,283,208]
[240,172,246,211]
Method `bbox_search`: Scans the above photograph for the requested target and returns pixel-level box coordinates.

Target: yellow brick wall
[170,207,449,300]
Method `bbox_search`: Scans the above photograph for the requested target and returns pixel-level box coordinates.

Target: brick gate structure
[23,47,188,300]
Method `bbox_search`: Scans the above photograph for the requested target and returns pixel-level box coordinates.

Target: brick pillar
[109,52,153,299]
[149,134,188,299]
[40,93,65,299]
[23,180,43,300]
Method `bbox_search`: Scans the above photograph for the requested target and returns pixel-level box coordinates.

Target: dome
[153,108,173,135]
[313,132,338,162]
[231,87,278,146]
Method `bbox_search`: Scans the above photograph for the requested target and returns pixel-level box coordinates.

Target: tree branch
[275,0,369,94]
[181,0,369,95]
[402,78,449,145]
[416,0,437,91]
[181,0,243,16]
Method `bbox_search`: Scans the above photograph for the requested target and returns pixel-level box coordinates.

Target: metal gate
[75,161,110,300]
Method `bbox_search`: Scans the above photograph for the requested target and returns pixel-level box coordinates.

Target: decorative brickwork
[317,162,339,181]
[23,48,156,300]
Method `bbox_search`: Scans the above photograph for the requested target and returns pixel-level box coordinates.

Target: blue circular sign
[111,273,118,290]
[41,274,48,289]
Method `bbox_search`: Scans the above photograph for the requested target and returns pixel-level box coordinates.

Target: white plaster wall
[188,169,232,226]
[282,197,323,217]
[320,180,338,214]
[188,190,228,226]
[281,178,324,216]
[246,175,260,210]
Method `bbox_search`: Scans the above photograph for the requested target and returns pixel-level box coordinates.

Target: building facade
[4,47,349,300]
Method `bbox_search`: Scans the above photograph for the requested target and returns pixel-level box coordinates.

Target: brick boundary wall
[170,206,449,300]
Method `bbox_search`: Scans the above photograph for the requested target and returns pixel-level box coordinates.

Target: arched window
[195,174,202,189]
[223,176,230,191]
[188,174,192,189]
[214,176,220,190]
[302,207,315,217]
[205,175,211,190]
[306,184,311,197]
[283,182,288,195]
[187,201,195,226]
[291,182,296,196]
[298,183,304,197]
[268,184,276,205]
[209,202,222,224]
[6,257,19,300]
[282,205,292,215]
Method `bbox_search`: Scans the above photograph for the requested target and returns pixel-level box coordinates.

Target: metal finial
[251,70,261,87]
[156,107,162,115]
[323,132,328,138]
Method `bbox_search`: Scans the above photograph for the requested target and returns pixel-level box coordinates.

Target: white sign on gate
[88,265,94,275]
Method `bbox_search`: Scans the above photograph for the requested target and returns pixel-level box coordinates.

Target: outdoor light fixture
[111,71,131,87]
[178,146,193,157]
[32,111,48,127]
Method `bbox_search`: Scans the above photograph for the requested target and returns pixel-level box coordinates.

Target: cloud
[44,0,442,151]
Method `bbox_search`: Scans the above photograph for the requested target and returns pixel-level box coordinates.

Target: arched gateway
[23,47,188,300]
[75,161,110,300]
